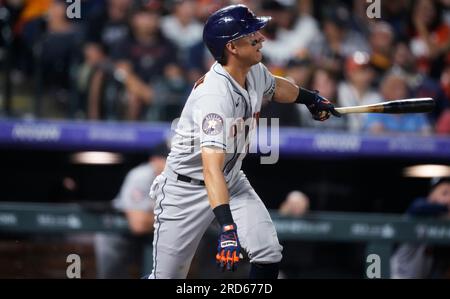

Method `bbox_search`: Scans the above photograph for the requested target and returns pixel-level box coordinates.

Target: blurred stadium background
[0,0,450,279]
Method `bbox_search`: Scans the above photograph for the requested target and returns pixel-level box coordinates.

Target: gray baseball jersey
[148,62,282,279]
[166,62,275,182]
[113,163,157,212]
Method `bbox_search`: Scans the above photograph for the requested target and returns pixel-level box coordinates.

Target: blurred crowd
[1,0,450,134]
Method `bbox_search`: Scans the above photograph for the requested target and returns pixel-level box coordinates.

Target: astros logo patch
[202,113,224,136]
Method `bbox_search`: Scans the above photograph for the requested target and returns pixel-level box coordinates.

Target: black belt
[176,173,205,186]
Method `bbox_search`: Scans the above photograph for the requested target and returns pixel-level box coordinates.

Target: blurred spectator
[298,67,346,130]
[260,0,320,66]
[77,43,108,119]
[110,7,176,82]
[94,8,181,120]
[369,21,395,77]
[21,0,83,117]
[338,52,381,132]
[160,0,203,63]
[392,41,449,122]
[380,0,410,39]
[1,0,450,130]
[185,41,215,84]
[11,0,52,34]
[114,7,180,116]
[392,41,417,76]
[1,0,51,76]
[146,63,190,121]
[86,54,128,120]
[181,0,223,82]
[350,0,374,35]
[308,4,369,76]
[409,0,450,79]
[194,0,226,23]
[364,70,432,135]
[84,0,133,54]
[284,56,314,88]
[391,177,450,279]
[94,142,169,279]
[82,0,134,118]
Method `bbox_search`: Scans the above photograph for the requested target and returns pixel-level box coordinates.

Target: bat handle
[334,107,352,114]
[334,106,382,114]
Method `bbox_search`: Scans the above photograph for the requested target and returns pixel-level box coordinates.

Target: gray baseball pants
[148,167,282,279]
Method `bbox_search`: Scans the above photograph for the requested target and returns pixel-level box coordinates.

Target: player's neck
[223,63,250,90]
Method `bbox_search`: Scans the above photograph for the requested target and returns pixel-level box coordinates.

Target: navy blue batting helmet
[202,4,271,62]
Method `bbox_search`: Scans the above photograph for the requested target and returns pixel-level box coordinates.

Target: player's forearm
[273,76,328,109]
[201,147,230,208]
[201,146,234,226]
[272,76,300,104]
[203,168,234,227]
[203,166,230,208]
[204,164,235,226]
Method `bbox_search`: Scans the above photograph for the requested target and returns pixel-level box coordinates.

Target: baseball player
[147,4,340,279]
[95,142,169,278]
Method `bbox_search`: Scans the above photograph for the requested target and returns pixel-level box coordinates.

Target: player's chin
[253,52,263,63]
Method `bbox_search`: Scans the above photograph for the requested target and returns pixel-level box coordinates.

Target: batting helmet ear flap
[203,4,271,62]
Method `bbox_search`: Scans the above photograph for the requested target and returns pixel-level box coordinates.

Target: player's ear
[225,42,238,55]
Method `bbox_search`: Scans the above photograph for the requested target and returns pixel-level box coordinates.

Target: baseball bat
[334,98,435,114]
